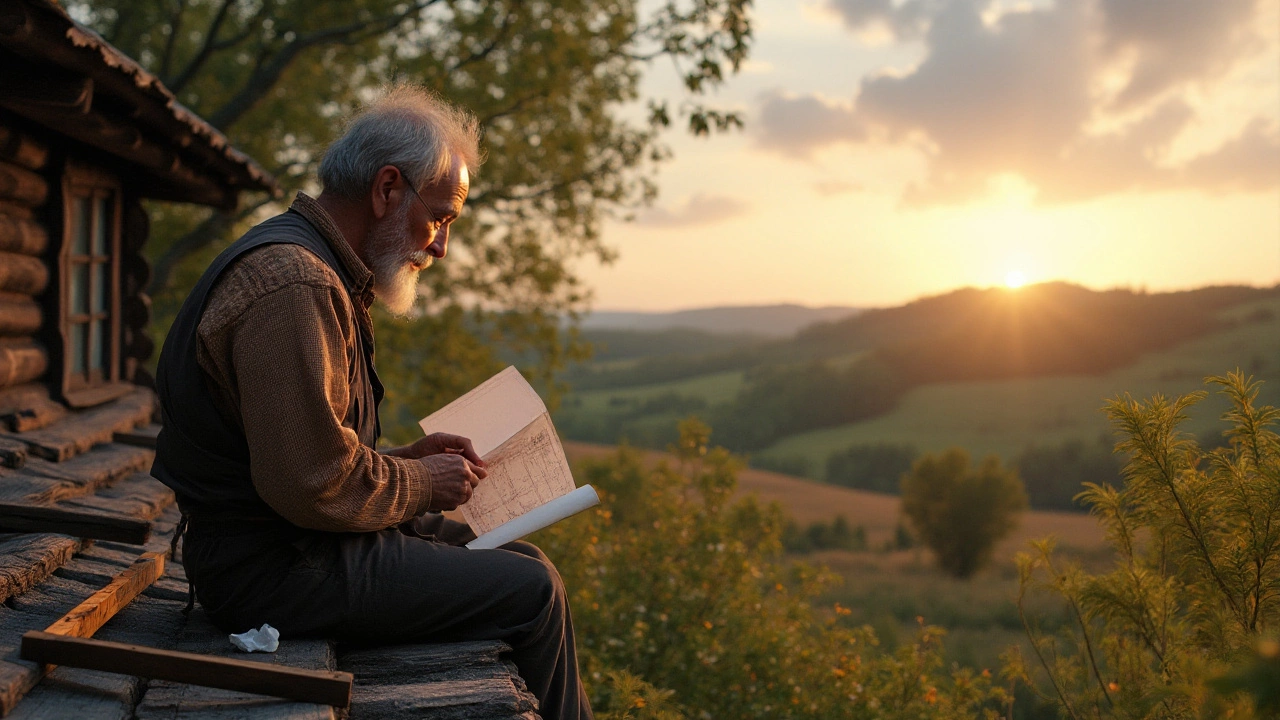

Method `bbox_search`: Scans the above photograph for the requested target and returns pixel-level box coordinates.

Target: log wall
[0,120,48,396]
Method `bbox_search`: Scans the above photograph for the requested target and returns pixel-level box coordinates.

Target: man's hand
[421,453,487,511]
[387,432,485,467]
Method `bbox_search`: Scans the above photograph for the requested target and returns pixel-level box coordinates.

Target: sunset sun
[1005,270,1027,289]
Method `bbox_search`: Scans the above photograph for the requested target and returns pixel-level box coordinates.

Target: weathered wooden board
[0,504,150,545]
[44,553,163,638]
[0,389,64,434]
[16,391,153,462]
[0,534,81,606]
[112,424,160,450]
[5,444,154,504]
[341,642,540,720]
[0,439,25,470]
[56,473,173,525]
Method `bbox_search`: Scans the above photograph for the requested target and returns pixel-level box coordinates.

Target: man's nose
[426,226,449,258]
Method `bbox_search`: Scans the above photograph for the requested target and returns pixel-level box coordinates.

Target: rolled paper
[467,485,600,550]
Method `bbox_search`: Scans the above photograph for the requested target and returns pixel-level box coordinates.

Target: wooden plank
[0,162,45,207]
[113,424,159,450]
[0,438,24,470]
[16,389,153,462]
[0,297,39,336]
[0,504,150,545]
[56,473,173,525]
[0,255,45,297]
[43,553,163,638]
[341,641,539,720]
[20,633,354,708]
[0,385,63,434]
[0,215,45,256]
[0,534,81,606]
[0,343,45,393]
[9,444,154,505]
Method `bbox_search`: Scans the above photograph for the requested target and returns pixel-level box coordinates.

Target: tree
[900,448,1027,579]
[1009,372,1280,718]
[68,0,753,435]
[536,419,1009,718]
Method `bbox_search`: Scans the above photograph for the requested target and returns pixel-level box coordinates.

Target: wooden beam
[0,435,26,469]
[0,341,47,390]
[0,161,46,207]
[0,213,47,255]
[0,253,46,295]
[20,632,354,708]
[43,553,163,638]
[0,50,93,115]
[0,503,151,544]
[0,126,49,171]
[0,295,41,335]
[112,424,159,450]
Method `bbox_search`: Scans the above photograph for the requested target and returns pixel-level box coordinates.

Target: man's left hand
[386,433,486,468]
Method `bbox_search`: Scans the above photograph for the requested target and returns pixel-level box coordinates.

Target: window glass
[72,197,91,256]
[93,196,110,256]
[93,319,109,373]
[71,263,90,315]
[70,322,86,377]
[92,263,107,314]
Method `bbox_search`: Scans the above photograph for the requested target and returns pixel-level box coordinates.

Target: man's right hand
[421,453,488,511]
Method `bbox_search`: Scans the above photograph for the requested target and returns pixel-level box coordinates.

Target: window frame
[59,162,126,407]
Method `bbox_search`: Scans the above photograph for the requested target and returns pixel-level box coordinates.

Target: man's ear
[370,165,402,220]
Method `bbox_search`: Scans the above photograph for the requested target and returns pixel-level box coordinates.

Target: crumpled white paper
[229,623,280,653]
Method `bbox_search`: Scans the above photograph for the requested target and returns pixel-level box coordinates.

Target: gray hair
[318,84,481,197]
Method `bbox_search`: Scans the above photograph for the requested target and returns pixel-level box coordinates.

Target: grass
[564,370,746,413]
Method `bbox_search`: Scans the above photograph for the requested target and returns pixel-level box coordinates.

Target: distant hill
[581,304,862,337]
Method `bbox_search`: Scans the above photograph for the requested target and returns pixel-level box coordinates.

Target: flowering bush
[538,419,1008,719]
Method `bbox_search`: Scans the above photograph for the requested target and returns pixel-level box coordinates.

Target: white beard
[365,202,430,316]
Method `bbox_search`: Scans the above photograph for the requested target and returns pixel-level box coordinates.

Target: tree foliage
[535,419,1009,718]
[901,448,1027,579]
[1009,372,1280,718]
[68,0,752,428]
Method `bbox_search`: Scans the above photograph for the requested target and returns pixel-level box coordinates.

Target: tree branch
[167,0,236,93]
[147,195,272,294]
[158,0,189,81]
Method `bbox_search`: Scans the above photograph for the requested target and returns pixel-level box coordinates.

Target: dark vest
[151,209,384,518]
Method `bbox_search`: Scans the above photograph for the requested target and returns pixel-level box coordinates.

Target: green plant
[538,419,1009,718]
[1009,372,1280,718]
[901,448,1027,578]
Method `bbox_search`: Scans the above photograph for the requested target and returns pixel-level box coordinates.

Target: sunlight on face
[1005,270,1027,289]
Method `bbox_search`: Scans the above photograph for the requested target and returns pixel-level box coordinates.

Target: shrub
[826,442,918,493]
[1014,435,1123,512]
[901,448,1027,578]
[538,419,1009,718]
[1009,372,1280,717]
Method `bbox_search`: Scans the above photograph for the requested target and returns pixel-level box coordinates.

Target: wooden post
[21,633,354,708]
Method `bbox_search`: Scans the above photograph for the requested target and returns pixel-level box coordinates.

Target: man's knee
[502,541,565,590]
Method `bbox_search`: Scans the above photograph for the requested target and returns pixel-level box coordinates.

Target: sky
[576,0,1280,311]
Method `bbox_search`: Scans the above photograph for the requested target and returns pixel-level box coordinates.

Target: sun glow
[1005,270,1027,289]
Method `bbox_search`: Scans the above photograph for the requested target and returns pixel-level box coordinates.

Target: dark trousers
[182,514,592,720]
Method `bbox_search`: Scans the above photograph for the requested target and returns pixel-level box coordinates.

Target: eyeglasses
[396,167,444,233]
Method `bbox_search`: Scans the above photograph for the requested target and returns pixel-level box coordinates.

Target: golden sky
[579,0,1280,310]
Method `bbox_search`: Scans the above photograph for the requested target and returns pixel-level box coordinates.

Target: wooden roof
[0,0,278,209]
[0,388,541,718]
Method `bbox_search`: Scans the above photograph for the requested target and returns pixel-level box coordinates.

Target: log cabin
[0,1,538,717]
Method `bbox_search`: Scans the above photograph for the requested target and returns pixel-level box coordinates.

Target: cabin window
[60,164,124,406]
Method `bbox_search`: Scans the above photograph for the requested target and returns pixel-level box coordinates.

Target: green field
[559,295,1280,481]
[757,296,1280,468]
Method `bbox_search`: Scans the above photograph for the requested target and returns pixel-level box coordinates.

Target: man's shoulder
[200,243,349,333]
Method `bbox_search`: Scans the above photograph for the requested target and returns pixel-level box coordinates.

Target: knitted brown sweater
[194,193,432,531]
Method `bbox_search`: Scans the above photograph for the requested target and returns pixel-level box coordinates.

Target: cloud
[757,92,863,155]
[814,179,866,195]
[755,0,1277,204]
[636,194,749,227]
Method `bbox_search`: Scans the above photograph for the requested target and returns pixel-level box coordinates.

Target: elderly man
[152,86,592,719]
